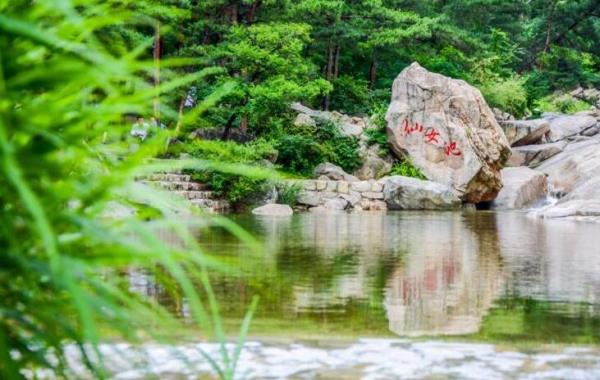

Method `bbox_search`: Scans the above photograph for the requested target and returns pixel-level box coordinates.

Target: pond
[114,211,600,379]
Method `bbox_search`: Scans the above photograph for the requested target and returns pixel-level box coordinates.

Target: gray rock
[383,175,461,210]
[350,181,372,192]
[340,191,362,206]
[493,107,514,121]
[355,151,393,180]
[323,198,349,211]
[297,191,321,207]
[536,140,600,195]
[545,115,597,142]
[290,103,372,138]
[359,199,388,211]
[314,162,358,182]
[294,113,316,128]
[531,199,600,221]
[499,119,550,146]
[386,62,511,203]
[506,141,567,167]
[492,167,548,209]
[251,204,293,216]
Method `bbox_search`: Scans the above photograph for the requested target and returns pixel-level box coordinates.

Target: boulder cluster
[254,63,600,220]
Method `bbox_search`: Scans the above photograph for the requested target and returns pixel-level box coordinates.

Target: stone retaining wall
[292,179,387,211]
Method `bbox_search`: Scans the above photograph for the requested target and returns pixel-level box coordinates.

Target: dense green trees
[147,0,599,127]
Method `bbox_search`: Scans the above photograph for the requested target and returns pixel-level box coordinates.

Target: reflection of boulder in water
[384,213,503,336]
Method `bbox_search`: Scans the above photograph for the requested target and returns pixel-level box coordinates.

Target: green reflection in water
[137,212,600,345]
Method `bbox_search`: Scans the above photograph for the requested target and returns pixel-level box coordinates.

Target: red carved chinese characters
[424,128,440,143]
[400,119,462,157]
[444,141,462,156]
[403,119,423,135]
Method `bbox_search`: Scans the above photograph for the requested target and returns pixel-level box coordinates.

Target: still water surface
[120,211,600,378]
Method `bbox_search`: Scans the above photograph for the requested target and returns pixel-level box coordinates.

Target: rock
[350,181,372,192]
[251,204,293,216]
[359,199,388,211]
[314,162,358,182]
[536,140,600,195]
[545,115,597,142]
[506,141,567,167]
[362,191,384,200]
[493,107,514,121]
[294,113,316,128]
[560,176,600,203]
[355,152,393,180]
[581,124,600,137]
[297,191,321,207]
[340,191,362,206]
[531,199,600,221]
[303,180,317,191]
[499,119,550,146]
[492,167,548,209]
[323,198,349,211]
[291,102,371,138]
[385,62,511,203]
[383,176,461,210]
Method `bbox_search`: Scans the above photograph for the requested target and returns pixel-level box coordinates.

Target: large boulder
[314,162,358,182]
[536,139,600,196]
[529,139,600,221]
[354,145,393,180]
[499,119,550,146]
[251,204,293,216]
[492,167,548,209]
[506,141,567,167]
[383,176,461,210]
[385,62,511,203]
[544,115,597,142]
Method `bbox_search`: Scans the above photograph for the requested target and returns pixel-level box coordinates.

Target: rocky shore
[256,63,600,221]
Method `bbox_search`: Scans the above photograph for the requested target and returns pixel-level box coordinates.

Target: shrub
[180,138,278,163]
[533,94,592,115]
[276,183,302,206]
[481,76,529,118]
[326,136,362,173]
[207,172,269,208]
[275,134,327,175]
[390,160,427,180]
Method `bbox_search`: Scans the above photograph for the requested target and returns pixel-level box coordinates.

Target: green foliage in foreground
[0,1,260,379]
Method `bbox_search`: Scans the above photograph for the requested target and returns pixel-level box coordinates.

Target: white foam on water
[40,339,600,379]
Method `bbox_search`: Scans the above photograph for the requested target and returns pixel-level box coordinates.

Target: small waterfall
[531,183,559,210]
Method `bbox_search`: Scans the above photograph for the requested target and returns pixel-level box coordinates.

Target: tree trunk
[322,41,334,110]
[333,44,341,79]
[153,22,161,120]
[239,115,248,133]
[369,52,377,88]
[247,0,261,24]
[221,113,238,140]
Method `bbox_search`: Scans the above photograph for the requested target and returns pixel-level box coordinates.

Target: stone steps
[173,190,214,200]
[137,172,229,213]
[145,173,192,182]
[190,199,230,212]
[143,180,208,191]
